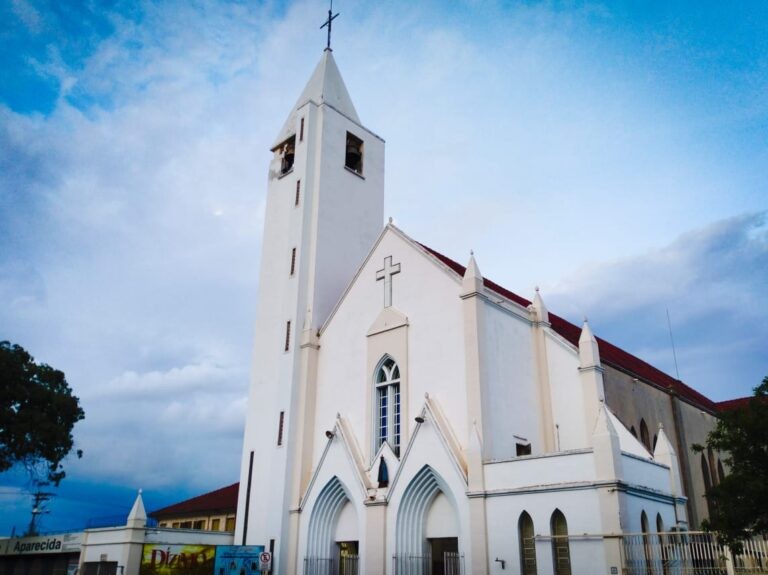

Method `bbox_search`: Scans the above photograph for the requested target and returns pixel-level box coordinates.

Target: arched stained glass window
[550,510,571,575]
[375,357,401,455]
[640,419,651,452]
[519,511,537,575]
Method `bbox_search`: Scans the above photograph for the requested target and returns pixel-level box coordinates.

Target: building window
[345,132,363,175]
[516,442,532,456]
[277,136,296,175]
[630,426,637,438]
[211,518,221,531]
[375,357,401,455]
[550,509,571,575]
[172,522,180,528]
[295,180,301,206]
[519,511,537,575]
[277,411,285,446]
[701,454,715,517]
[290,248,297,276]
[285,320,291,351]
[193,520,205,530]
[225,517,235,532]
[640,419,651,452]
[180,521,192,529]
[300,117,305,142]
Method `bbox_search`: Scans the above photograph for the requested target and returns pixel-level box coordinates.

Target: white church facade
[235,48,713,575]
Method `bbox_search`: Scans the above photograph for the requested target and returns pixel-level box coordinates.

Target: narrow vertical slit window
[277,411,285,446]
[284,321,291,352]
[290,248,297,276]
[299,118,305,142]
[295,180,301,206]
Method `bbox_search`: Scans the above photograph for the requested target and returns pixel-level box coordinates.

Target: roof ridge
[417,241,719,412]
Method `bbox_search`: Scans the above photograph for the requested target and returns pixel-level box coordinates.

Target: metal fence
[620,531,768,575]
[303,555,359,575]
[391,552,465,575]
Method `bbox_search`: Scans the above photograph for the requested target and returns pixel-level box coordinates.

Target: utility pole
[26,489,53,536]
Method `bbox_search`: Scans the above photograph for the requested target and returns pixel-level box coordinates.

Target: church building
[235,46,727,575]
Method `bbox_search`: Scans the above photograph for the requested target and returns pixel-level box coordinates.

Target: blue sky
[1,0,766,534]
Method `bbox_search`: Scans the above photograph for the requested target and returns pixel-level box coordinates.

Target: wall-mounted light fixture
[325,430,334,439]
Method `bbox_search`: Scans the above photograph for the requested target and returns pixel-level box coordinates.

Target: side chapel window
[375,357,401,455]
[550,509,572,575]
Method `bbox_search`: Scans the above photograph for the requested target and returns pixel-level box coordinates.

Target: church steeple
[237,45,385,569]
[272,50,360,149]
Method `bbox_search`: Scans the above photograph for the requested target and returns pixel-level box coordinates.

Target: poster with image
[213,546,266,575]
[139,544,216,575]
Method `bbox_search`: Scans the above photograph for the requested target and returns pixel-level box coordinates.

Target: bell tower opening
[345,131,363,175]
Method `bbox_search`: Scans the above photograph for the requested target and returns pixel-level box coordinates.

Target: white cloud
[1,0,766,502]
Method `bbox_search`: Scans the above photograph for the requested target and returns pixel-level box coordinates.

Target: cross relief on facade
[376,255,401,308]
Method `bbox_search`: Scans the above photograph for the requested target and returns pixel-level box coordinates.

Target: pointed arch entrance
[305,477,359,575]
[394,466,460,575]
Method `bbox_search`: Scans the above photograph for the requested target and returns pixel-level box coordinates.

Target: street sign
[258,551,272,571]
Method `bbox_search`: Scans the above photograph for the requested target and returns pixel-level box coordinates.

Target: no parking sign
[258,552,271,572]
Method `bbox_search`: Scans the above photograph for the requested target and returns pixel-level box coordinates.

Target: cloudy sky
[1,0,766,533]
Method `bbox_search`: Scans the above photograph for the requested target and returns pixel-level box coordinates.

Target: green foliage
[693,376,768,546]
[0,341,84,486]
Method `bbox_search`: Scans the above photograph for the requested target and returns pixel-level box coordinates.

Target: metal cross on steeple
[320,0,340,51]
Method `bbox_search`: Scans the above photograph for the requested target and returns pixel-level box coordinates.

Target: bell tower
[235,48,385,573]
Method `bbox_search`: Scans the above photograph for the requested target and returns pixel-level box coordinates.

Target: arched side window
[519,511,537,575]
[550,510,571,575]
[657,513,670,575]
[641,511,653,575]
[640,419,651,452]
[717,460,725,483]
[375,357,401,455]
[701,454,714,518]
[630,426,638,438]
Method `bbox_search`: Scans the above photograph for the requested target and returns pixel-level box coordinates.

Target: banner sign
[1,533,83,555]
[139,544,216,575]
[213,546,266,575]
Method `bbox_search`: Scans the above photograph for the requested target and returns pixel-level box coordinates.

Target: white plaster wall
[621,453,671,492]
[335,501,358,542]
[315,230,467,464]
[484,450,595,491]
[485,488,607,575]
[425,492,459,539]
[480,303,542,459]
[622,493,678,534]
[545,332,588,450]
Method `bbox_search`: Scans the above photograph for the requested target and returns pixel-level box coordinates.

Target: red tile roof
[150,482,239,518]
[715,396,766,412]
[419,243,719,413]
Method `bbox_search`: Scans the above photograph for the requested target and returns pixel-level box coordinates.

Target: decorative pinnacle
[388,216,393,224]
[470,249,474,256]
[535,285,540,292]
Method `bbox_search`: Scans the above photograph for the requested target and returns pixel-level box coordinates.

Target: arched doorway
[395,466,460,575]
[305,477,359,575]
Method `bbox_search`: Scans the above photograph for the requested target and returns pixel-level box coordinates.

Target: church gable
[313,225,472,465]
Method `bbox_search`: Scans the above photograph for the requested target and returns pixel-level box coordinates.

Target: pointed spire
[126,489,147,528]
[531,286,549,323]
[653,426,685,501]
[579,317,601,368]
[273,50,360,148]
[462,251,484,294]
[592,404,623,480]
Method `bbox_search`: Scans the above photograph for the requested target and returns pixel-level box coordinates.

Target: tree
[694,376,768,547]
[0,341,84,486]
